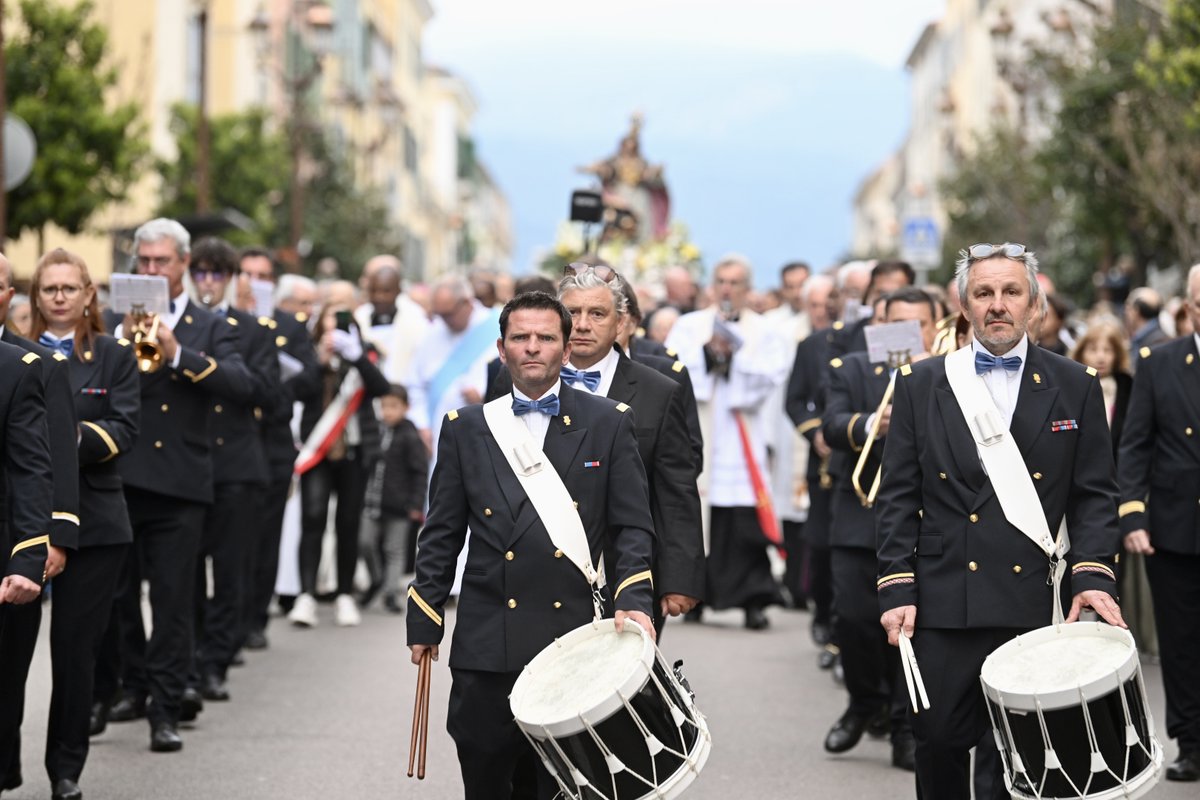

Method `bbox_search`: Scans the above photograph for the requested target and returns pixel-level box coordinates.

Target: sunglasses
[966,243,1027,261]
[564,261,615,283]
[190,268,229,281]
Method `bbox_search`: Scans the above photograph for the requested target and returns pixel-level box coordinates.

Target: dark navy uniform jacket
[71,335,140,547]
[1118,335,1200,555]
[105,300,251,505]
[0,342,53,584]
[876,345,1120,629]
[822,351,891,550]
[208,309,280,486]
[260,310,320,480]
[407,386,655,673]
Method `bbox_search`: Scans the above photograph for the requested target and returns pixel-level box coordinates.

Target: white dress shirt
[567,347,620,398]
[971,334,1029,429]
[511,379,561,450]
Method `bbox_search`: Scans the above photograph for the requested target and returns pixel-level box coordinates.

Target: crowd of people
[1,219,1198,800]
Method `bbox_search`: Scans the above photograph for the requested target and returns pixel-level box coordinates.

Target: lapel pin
[583,460,600,468]
[563,416,571,427]
[1188,354,1194,365]
[874,365,884,376]
[184,315,193,325]
[1050,419,1079,432]
[1033,373,1042,384]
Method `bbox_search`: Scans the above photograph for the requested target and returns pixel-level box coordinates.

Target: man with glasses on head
[666,255,792,630]
[875,242,1125,798]
[102,218,252,753]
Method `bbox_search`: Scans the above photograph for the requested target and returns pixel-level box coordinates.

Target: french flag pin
[583,460,601,468]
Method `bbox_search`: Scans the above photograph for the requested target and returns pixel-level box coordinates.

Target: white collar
[570,345,620,377]
[971,334,1029,363]
[513,378,563,403]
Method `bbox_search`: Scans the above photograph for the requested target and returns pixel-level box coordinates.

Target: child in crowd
[360,384,428,612]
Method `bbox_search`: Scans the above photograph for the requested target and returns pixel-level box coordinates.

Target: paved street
[12,603,1191,799]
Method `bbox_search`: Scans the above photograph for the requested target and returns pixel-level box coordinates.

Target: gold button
[216,437,225,446]
[505,551,514,561]
[154,440,163,449]
[484,508,493,517]
[939,472,947,480]
[969,513,979,523]
[554,549,563,558]
[1012,565,1022,574]
[1033,472,1043,480]
[507,599,517,609]
[215,404,223,414]
[160,404,169,413]
[1187,427,1194,437]
[553,601,562,609]
[968,561,979,571]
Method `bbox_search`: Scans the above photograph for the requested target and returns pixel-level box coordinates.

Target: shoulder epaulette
[1085,365,1098,377]
[833,321,844,330]
[900,364,913,376]
[830,357,843,369]
[615,402,630,413]
[447,409,459,421]
[53,352,68,362]
[666,348,677,357]
[1139,346,1151,358]
[671,360,684,373]
[21,351,39,364]
[117,338,131,347]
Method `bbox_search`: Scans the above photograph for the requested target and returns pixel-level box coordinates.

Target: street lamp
[248,1,336,270]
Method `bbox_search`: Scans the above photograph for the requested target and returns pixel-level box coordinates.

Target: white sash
[943,348,1069,625]
[482,396,605,616]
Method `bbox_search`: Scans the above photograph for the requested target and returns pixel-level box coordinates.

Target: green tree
[5,0,147,249]
[156,103,291,244]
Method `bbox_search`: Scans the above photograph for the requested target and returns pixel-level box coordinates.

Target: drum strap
[483,396,605,618]
[944,348,1069,625]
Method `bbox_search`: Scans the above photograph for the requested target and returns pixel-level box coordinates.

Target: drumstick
[408,651,429,778]
[418,650,431,779]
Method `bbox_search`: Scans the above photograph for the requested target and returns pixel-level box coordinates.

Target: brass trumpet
[851,315,962,508]
[129,303,165,373]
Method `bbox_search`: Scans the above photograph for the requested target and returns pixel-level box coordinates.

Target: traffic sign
[901,216,941,269]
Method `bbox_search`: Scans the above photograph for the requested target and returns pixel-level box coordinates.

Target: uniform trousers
[447,668,556,800]
[92,554,132,706]
[704,506,782,611]
[781,520,807,605]
[195,482,257,679]
[116,488,207,725]
[909,627,1023,799]
[832,546,906,734]
[45,543,127,782]
[299,451,367,596]
[0,590,40,788]
[803,542,834,627]
[1144,550,1200,750]
[246,474,292,636]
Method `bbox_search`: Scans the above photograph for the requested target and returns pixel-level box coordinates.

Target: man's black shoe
[149,723,182,753]
[892,733,917,772]
[824,711,868,753]
[51,778,83,800]
[1166,750,1200,781]
[107,694,145,723]
[179,688,204,722]
[243,630,268,650]
[811,620,833,646]
[88,702,109,737]
[199,674,230,702]
[818,644,839,670]
[744,607,770,630]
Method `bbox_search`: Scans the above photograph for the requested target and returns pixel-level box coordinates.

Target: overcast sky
[425,0,946,282]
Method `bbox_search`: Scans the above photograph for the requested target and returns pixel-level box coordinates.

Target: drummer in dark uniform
[1117,262,1200,782]
[407,291,655,800]
[875,243,1125,798]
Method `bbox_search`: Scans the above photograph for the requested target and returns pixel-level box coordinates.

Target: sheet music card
[109,274,170,315]
[251,279,275,318]
[865,320,924,365]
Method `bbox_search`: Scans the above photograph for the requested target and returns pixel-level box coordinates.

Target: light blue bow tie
[560,366,601,391]
[512,394,560,417]
[975,351,1022,375]
[38,333,74,357]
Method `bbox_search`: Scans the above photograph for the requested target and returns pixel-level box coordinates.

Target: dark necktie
[560,366,601,392]
[975,351,1022,376]
[38,333,74,358]
[512,394,560,417]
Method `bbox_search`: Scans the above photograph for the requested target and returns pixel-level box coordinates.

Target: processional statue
[578,114,671,243]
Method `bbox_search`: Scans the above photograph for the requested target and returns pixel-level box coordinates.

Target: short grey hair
[558,269,629,316]
[432,274,474,301]
[954,244,1041,308]
[712,253,753,287]
[275,273,316,305]
[1186,263,1200,296]
[836,260,872,291]
[801,273,835,303]
[132,218,191,262]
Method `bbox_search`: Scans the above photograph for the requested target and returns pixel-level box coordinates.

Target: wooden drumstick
[408,651,429,778]
[418,650,431,780]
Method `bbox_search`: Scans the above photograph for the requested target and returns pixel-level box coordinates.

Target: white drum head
[511,619,655,739]
[981,622,1139,711]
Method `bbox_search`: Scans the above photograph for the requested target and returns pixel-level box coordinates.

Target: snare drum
[510,619,711,800]
[980,622,1163,799]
